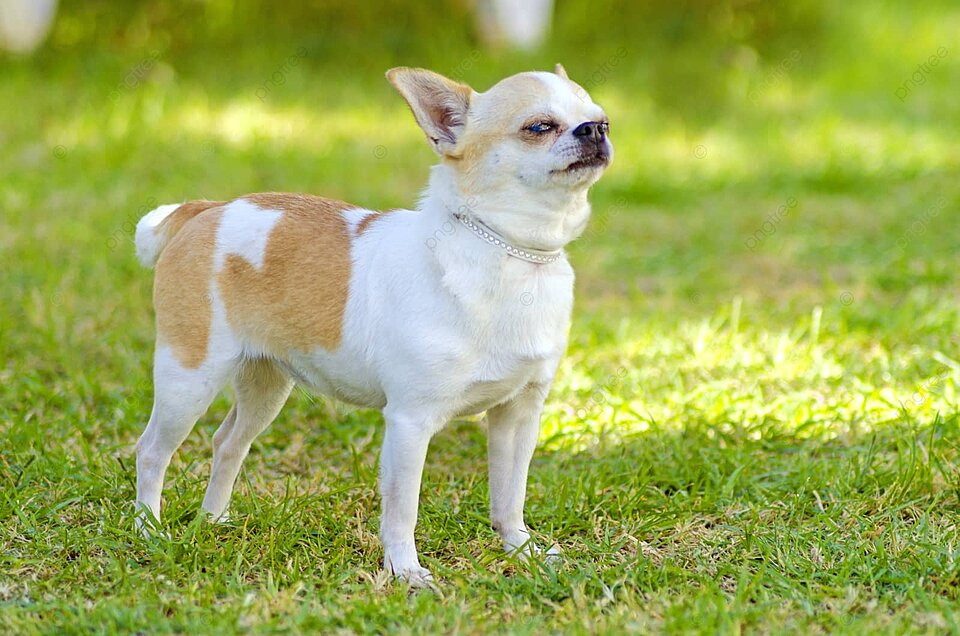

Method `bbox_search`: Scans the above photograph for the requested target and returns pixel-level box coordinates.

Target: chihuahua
[133,64,611,585]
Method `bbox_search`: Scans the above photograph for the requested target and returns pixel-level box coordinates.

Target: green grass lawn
[2,1,959,633]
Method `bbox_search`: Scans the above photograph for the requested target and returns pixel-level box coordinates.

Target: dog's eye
[525,121,555,134]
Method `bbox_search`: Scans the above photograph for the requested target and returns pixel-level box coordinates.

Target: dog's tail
[134,200,224,267]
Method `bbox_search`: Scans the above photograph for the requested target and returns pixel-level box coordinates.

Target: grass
[2,0,959,633]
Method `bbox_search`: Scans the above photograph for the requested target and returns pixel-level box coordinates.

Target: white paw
[395,565,435,588]
[541,544,562,563]
[503,530,561,563]
[384,542,434,587]
[134,515,170,540]
[202,509,232,524]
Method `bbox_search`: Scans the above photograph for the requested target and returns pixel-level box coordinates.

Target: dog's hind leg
[135,348,238,534]
[201,357,293,521]
[204,404,237,520]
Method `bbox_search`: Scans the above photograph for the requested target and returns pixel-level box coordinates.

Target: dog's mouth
[557,152,610,173]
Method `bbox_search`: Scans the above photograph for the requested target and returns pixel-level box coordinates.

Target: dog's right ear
[386,67,473,157]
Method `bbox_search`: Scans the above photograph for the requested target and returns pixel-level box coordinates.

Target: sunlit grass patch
[544,301,958,455]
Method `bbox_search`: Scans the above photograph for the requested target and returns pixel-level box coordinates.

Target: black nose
[572,121,607,142]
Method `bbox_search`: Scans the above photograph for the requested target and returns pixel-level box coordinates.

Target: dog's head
[387,64,612,199]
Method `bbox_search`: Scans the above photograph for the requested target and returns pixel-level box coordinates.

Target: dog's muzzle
[564,120,611,171]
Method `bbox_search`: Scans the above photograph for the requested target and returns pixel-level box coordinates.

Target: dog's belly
[279,352,388,409]
[280,347,552,418]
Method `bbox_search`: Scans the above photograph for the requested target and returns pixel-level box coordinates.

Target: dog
[133,64,611,586]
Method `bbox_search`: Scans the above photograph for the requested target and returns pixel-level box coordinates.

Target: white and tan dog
[133,64,611,585]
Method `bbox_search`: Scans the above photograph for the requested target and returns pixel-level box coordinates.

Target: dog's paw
[133,505,170,540]
[394,565,435,588]
[502,530,560,564]
[134,517,170,541]
[507,542,560,563]
[541,544,562,563]
[384,543,434,588]
[201,509,232,524]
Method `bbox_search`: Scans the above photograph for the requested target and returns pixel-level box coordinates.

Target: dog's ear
[554,63,569,80]
[386,67,473,157]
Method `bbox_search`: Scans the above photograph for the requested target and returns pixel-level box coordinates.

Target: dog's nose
[572,121,606,142]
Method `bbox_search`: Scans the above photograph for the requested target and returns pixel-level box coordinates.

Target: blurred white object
[477,0,553,50]
[0,0,58,53]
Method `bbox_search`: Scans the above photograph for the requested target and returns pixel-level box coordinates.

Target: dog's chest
[443,262,573,413]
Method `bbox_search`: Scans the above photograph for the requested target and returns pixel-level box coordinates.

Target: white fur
[134,67,611,587]
[213,199,283,271]
[134,204,181,267]
[342,207,374,235]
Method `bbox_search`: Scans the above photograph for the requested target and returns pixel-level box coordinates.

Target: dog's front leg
[486,383,559,560]
[379,406,440,586]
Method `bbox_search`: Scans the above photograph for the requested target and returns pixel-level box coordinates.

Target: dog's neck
[419,164,592,253]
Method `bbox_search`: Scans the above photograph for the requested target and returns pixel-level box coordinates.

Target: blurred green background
[2,1,959,633]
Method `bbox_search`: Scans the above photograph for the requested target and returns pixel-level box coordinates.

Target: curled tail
[134,200,224,267]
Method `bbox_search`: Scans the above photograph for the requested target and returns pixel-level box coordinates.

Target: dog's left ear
[386,67,474,157]
[554,63,569,79]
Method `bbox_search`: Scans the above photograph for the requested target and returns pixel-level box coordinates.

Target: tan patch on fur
[356,211,391,235]
[154,205,225,369]
[456,74,557,177]
[474,74,552,126]
[159,200,226,244]
[218,193,352,354]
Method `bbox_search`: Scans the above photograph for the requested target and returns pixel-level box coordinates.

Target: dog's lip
[556,153,610,173]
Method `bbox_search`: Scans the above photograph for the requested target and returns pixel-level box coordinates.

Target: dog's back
[137,194,360,369]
